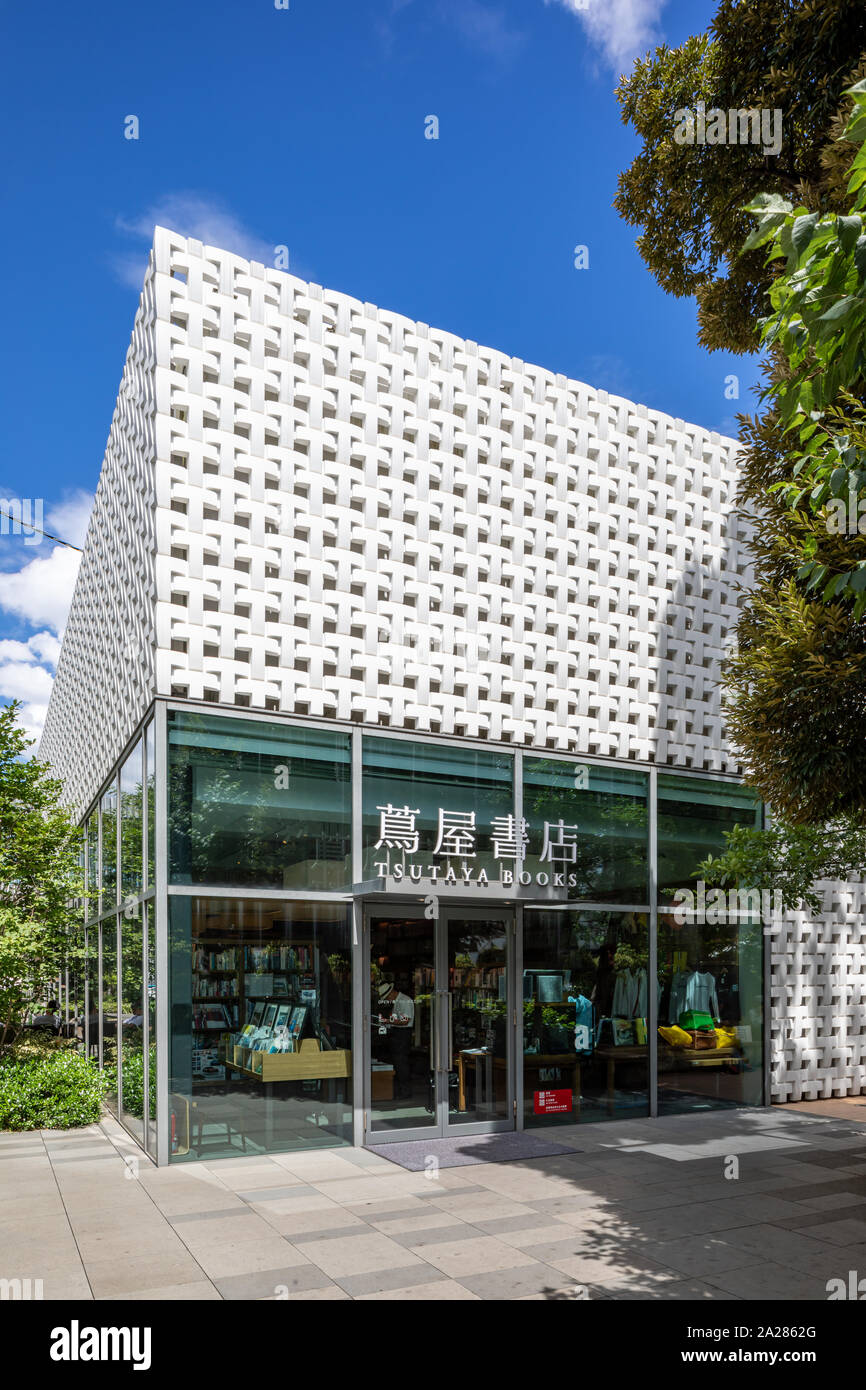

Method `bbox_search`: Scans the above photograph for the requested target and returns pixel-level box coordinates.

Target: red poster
[533,1088,573,1115]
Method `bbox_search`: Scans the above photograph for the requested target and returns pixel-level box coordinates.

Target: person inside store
[29,1000,60,1034]
[376,979,415,1100]
[122,999,144,1031]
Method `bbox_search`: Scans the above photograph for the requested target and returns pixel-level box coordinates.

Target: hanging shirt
[669,970,690,1025]
[682,971,719,1020]
[569,993,594,1054]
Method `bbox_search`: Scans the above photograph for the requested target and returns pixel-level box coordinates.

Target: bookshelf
[191,939,321,1081]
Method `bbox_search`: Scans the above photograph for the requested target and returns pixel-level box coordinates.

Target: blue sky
[0,0,758,741]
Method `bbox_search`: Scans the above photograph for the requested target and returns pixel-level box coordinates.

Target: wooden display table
[231,1039,351,1082]
[458,1051,583,1113]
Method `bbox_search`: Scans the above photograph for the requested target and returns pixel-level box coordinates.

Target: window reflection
[523,910,649,1125]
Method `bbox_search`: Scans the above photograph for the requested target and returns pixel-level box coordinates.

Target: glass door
[367,912,438,1137]
[365,906,514,1141]
[443,911,512,1133]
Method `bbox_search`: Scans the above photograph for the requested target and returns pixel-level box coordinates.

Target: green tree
[0,702,84,1044]
[615,0,866,893]
[615,0,866,353]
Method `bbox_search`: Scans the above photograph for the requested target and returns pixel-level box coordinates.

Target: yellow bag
[715,1026,738,1050]
[658,1025,692,1049]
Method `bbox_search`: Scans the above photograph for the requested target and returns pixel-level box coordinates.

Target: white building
[38,227,865,1164]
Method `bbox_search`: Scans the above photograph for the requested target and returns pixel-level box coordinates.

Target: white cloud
[112,193,298,290]
[0,635,63,745]
[438,0,525,61]
[0,546,81,634]
[0,491,91,742]
[0,634,61,668]
[378,0,524,63]
[46,490,93,550]
[546,0,669,74]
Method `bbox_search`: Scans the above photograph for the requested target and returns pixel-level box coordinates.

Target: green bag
[678,1009,714,1031]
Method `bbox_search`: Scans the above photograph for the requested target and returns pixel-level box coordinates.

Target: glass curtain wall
[119,909,145,1144]
[523,910,650,1125]
[145,906,157,1155]
[168,711,351,889]
[76,709,768,1161]
[362,735,515,884]
[657,775,763,1114]
[168,897,352,1161]
[522,760,648,902]
[78,723,156,1147]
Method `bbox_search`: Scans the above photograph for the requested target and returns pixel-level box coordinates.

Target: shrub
[0,1047,109,1131]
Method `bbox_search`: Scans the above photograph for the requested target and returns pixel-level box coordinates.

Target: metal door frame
[361,900,517,1145]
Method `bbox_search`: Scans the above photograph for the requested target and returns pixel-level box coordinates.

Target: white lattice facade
[42,226,751,809]
[772,887,866,1102]
[38,226,864,1108]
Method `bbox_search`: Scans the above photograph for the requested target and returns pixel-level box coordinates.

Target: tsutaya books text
[372,803,586,890]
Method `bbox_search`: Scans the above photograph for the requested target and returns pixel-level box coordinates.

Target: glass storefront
[523,910,650,1126]
[168,896,353,1160]
[120,739,143,900]
[362,736,514,885]
[119,907,145,1145]
[101,916,119,1111]
[168,711,351,889]
[522,760,648,902]
[657,775,763,1114]
[75,708,768,1162]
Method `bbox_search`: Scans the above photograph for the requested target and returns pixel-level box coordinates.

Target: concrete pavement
[2,1103,866,1300]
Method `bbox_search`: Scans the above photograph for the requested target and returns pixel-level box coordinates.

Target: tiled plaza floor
[2,1104,866,1300]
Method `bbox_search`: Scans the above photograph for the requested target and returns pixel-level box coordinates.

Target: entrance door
[365,906,515,1142]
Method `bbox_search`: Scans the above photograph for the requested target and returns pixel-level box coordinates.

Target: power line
[0,512,83,552]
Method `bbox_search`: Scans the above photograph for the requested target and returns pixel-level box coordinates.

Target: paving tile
[107,1280,222,1301]
[365,1208,458,1235]
[213,1264,337,1300]
[186,1235,310,1278]
[702,1260,828,1301]
[37,1265,94,1300]
[646,1233,765,1278]
[234,1184,312,1203]
[389,1223,478,1249]
[358,1279,481,1300]
[293,1231,425,1278]
[75,1226,186,1263]
[495,1222,597,1251]
[408,1235,535,1278]
[169,1205,266,1226]
[428,1192,538,1222]
[457,1263,586,1300]
[539,1249,682,1288]
[261,1207,369,1238]
[0,1211,74,1242]
[335,1265,450,1297]
[83,1251,209,1299]
[800,1191,866,1212]
[791,1217,866,1246]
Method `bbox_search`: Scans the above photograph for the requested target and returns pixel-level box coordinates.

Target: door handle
[447,991,453,1069]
